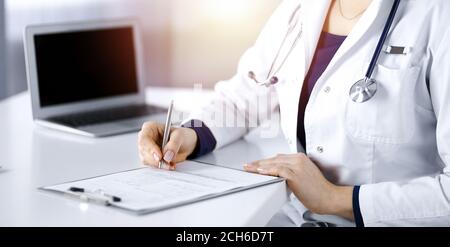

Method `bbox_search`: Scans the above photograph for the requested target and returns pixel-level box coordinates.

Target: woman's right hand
[138,121,198,170]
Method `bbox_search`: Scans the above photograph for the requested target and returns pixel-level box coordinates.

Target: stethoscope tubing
[365,0,401,79]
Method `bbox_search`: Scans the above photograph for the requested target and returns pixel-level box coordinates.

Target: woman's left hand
[244,153,354,220]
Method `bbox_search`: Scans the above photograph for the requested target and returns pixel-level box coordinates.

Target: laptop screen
[34,27,139,107]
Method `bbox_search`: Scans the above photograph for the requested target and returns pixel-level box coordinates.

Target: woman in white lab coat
[138,0,450,226]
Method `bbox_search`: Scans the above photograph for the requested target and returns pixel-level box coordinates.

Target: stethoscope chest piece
[349,77,377,103]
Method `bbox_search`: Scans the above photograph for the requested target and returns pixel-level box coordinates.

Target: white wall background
[1,0,281,99]
[169,0,280,86]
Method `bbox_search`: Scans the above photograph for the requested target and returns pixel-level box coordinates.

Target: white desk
[0,87,289,227]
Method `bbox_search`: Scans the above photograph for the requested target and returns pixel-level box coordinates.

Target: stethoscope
[248,0,401,104]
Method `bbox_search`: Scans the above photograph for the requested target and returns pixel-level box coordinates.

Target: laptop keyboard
[49,104,166,127]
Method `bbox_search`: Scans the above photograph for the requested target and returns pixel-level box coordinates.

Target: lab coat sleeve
[358,27,450,226]
[183,0,298,149]
[183,120,217,158]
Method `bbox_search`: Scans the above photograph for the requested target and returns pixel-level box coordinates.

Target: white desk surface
[0,87,289,227]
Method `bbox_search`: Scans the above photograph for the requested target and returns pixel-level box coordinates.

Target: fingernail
[257,168,267,173]
[164,151,175,162]
[244,164,253,169]
[153,152,161,162]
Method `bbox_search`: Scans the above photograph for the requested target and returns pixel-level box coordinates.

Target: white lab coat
[186,0,450,226]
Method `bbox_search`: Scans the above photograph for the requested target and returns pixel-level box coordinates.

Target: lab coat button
[324,87,331,93]
[317,146,324,153]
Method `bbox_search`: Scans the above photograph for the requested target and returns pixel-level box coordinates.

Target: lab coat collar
[299,0,386,86]
[318,0,386,78]
[302,0,331,71]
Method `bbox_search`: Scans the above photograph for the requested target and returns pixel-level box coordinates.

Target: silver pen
[159,100,174,169]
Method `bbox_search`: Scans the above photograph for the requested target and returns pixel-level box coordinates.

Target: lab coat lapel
[279,0,331,84]
[276,0,330,152]
[319,0,385,79]
[302,0,332,71]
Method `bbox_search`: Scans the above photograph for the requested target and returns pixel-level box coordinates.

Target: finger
[162,129,183,163]
[139,152,146,165]
[157,161,177,171]
[257,160,300,175]
[257,163,295,179]
[138,130,163,167]
[244,154,289,172]
[168,162,177,171]
[245,157,278,169]
[141,122,163,141]
[244,163,259,173]
[139,147,162,168]
[138,137,162,165]
[141,152,173,171]
[138,139,162,160]
[165,157,189,171]
[244,159,274,173]
[158,161,174,171]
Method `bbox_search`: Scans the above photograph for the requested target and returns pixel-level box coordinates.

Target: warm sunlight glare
[205,0,250,22]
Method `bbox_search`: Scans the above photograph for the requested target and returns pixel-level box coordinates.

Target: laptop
[24,19,166,137]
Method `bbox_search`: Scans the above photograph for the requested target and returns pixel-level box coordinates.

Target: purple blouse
[297,32,347,150]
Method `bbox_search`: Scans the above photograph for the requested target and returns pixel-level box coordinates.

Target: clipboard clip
[66,187,122,206]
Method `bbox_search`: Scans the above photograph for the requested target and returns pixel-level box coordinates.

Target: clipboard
[41,161,284,215]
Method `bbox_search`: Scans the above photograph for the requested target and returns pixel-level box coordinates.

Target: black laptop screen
[34,27,139,107]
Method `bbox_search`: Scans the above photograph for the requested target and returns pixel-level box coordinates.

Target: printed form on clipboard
[41,161,285,214]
